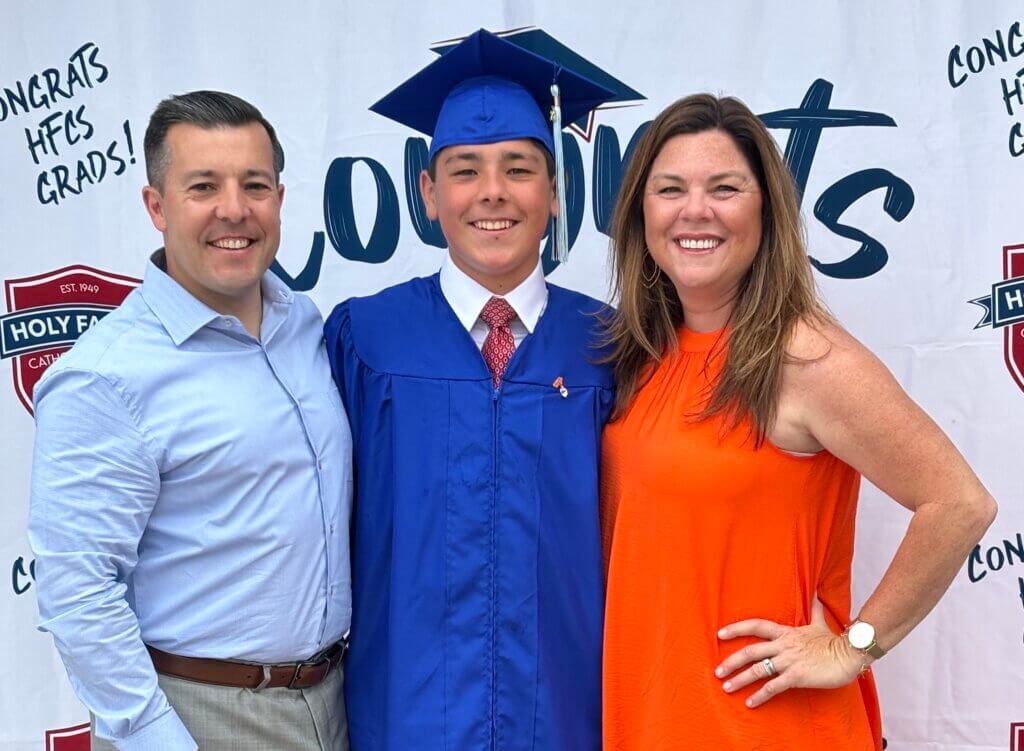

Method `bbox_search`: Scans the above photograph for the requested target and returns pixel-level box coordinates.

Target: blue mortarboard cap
[370,29,616,263]
[370,29,615,161]
[430,75,555,160]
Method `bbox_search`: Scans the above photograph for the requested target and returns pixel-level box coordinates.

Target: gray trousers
[91,664,348,750]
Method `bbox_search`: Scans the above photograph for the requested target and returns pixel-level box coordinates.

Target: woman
[600,94,996,750]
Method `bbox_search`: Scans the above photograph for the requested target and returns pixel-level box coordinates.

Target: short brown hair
[426,138,555,181]
[144,90,284,190]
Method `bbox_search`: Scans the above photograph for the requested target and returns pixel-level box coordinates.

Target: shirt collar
[439,255,548,333]
[139,249,294,346]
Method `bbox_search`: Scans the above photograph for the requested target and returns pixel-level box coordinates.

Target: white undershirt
[439,256,549,351]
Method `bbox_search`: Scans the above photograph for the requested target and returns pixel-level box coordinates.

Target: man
[325,30,615,750]
[28,91,352,751]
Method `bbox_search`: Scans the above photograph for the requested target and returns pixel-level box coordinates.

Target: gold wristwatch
[844,619,886,660]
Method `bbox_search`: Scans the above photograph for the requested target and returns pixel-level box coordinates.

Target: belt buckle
[253,664,273,692]
[288,658,319,690]
[286,641,346,690]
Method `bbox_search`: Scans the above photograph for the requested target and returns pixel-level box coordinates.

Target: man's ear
[419,170,439,221]
[142,185,168,233]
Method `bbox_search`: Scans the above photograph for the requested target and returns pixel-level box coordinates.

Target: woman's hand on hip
[714,597,867,708]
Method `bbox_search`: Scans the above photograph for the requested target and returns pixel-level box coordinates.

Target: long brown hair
[603,93,829,442]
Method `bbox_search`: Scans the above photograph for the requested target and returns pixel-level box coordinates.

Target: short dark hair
[426,138,556,181]
[144,90,285,190]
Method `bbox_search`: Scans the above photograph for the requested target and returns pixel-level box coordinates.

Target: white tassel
[550,82,569,265]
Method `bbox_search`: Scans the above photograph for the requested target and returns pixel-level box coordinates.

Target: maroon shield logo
[1004,245,1024,394]
[1,266,140,414]
[44,722,90,751]
[1012,722,1024,751]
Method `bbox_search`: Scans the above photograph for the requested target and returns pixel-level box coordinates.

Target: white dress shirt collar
[439,255,548,333]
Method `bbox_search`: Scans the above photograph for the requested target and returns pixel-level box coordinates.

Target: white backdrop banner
[1,2,1021,750]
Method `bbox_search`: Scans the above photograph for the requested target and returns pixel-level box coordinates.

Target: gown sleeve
[324,300,362,437]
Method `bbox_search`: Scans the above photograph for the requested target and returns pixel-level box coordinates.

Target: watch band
[862,636,885,660]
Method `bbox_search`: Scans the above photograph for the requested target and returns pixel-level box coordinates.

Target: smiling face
[420,138,557,294]
[643,129,763,319]
[142,122,284,318]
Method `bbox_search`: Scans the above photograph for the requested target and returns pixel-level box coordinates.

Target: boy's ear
[419,170,439,221]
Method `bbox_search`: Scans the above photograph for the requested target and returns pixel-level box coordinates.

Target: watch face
[848,621,875,650]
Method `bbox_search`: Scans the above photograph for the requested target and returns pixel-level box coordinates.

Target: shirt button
[317,458,325,471]
[222,318,233,327]
[329,523,336,534]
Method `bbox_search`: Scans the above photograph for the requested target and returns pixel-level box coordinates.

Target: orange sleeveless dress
[601,326,882,750]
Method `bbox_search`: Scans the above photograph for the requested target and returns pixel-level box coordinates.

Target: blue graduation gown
[325,273,614,751]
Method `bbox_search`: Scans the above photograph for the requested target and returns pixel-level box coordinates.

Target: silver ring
[761,657,777,677]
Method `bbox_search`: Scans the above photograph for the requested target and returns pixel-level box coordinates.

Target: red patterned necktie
[480,296,517,387]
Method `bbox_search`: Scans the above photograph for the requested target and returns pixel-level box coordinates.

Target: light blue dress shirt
[28,253,353,751]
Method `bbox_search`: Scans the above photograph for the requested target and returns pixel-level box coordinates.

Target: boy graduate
[325,29,615,751]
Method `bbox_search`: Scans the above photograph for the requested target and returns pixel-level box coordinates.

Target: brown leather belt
[146,641,346,691]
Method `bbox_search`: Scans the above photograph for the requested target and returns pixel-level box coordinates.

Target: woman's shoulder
[787,315,876,365]
[786,315,845,358]
[783,315,898,407]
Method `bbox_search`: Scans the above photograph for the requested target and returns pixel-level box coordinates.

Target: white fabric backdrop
[1,2,1021,749]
